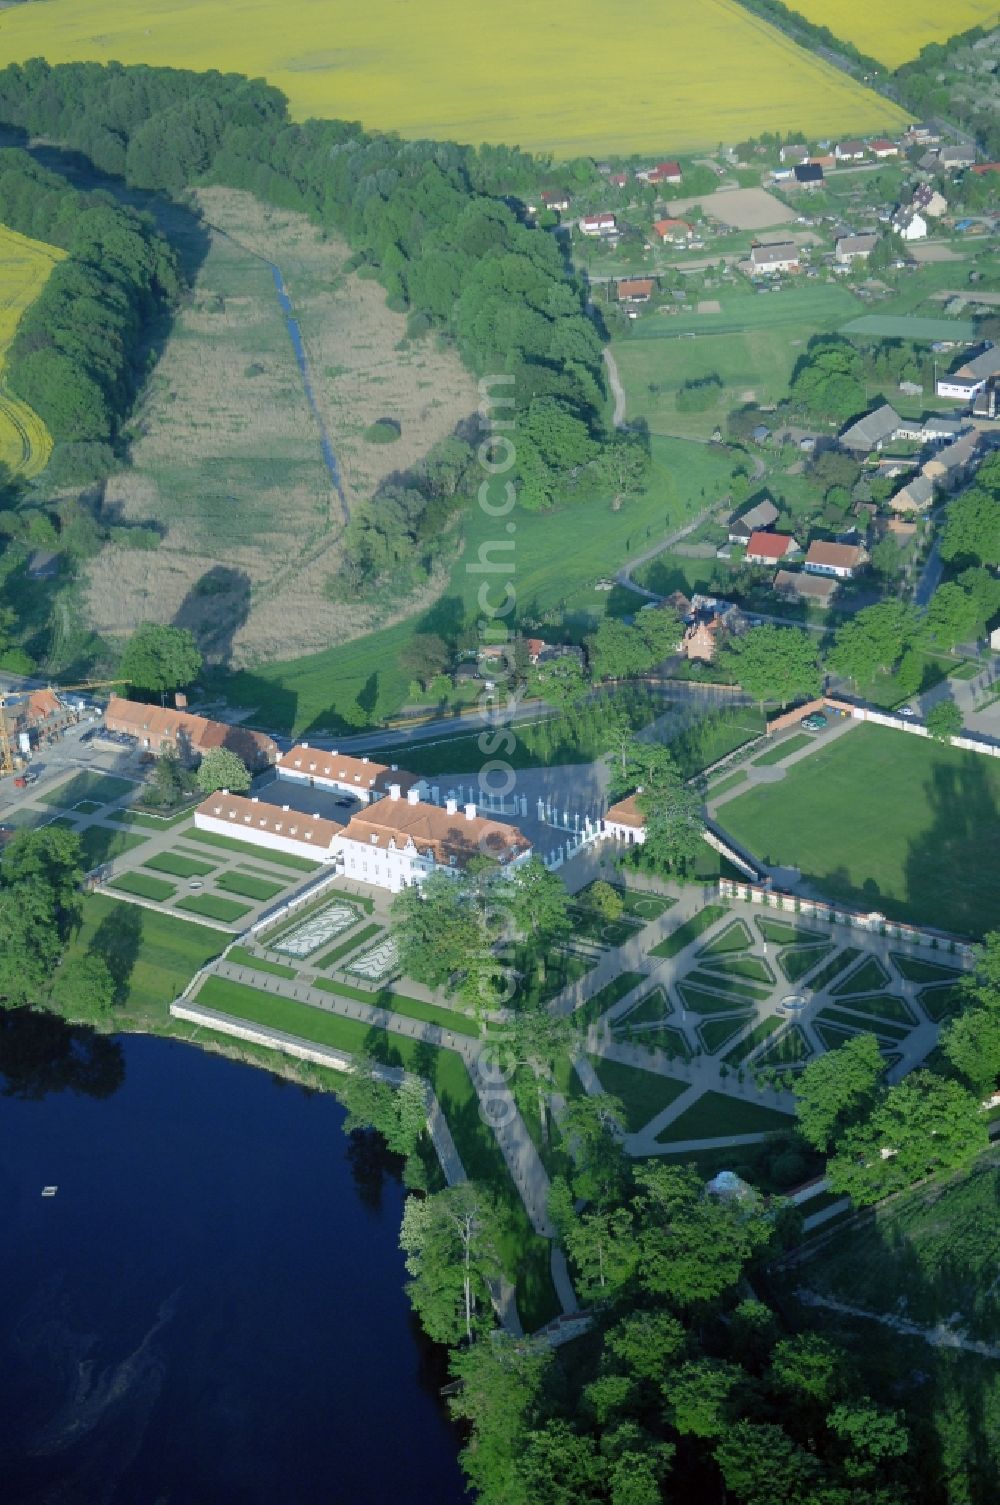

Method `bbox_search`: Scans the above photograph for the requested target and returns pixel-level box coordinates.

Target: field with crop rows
[0,0,908,153]
[787,0,997,67]
[0,224,65,477]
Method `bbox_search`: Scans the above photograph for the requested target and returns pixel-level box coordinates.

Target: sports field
[717,723,1000,938]
[0,223,65,477]
[787,0,998,67]
[0,0,908,153]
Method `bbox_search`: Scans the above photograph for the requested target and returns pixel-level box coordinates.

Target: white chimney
[407,788,420,806]
[282,804,290,812]
[362,756,370,765]
[301,741,309,749]
[251,796,259,804]
[465,802,476,821]
[446,797,458,816]
[389,783,401,801]
[221,787,229,795]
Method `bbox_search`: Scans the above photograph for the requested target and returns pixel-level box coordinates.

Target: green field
[110,871,177,902]
[587,1055,688,1131]
[40,772,137,809]
[842,314,978,342]
[144,852,216,879]
[718,724,1000,938]
[211,433,734,734]
[214,870,287,901]
[65,893,224,1020]
[655,1089,795,1142]
[176,893,252,922]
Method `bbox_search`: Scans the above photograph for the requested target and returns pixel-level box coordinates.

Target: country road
[604,347,626,428]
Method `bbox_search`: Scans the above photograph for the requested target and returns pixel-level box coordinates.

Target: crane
[0,678,128,778]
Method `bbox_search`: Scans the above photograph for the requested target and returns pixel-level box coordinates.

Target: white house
[579,213,617,236]
[835,233,878,265]
[892,208,927,241]
[936,345,1000,401]
[602,794,646,844]
[749,241,800,275]
[276,744,425,805]
[195,793,343,863]
[803,541,868,579]
[337,791,532,893]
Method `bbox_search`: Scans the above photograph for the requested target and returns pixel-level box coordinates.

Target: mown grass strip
[317,922,381,969]
[144,851,216,879]
[649,904,729,958]
[176,893,251,922]
[227,944,297,979]
[110,870,177,902]
[215,870,287,901]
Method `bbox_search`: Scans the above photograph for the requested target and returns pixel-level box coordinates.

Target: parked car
[899,706,917,718]
[801,713,827,731]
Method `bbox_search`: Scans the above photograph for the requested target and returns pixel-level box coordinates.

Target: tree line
[0,60,639,568]
[0,148,178,447]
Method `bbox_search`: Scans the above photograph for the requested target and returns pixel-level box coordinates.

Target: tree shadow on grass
[172,565,251,669]
[903,752,1000,941]
[88,903,143,1007]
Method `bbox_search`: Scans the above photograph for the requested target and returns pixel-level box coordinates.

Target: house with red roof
[745,531,799,566]
[652,217,694,242]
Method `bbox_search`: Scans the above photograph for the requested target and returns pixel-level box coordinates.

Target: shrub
[365,419,402,444]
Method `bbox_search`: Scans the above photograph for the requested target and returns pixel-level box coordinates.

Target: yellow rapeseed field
[0,0,909,154]
[0,223,64,478]
[787,0,998,68]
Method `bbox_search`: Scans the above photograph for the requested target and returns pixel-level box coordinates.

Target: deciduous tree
[119,623,203,699]
[793,1032,884,1150]
[196,746,251,795]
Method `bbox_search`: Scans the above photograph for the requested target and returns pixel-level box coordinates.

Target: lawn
[214,870,287,901]
[39,772,137,809]
[80,827,148,870]
[65,892,224,1021]
[723,1015,782,1065]
[654,1089,795,1142]
[618,986,673,1028]
[226,945,297,979]
[815,1006,909,1041]
[753,733,812,767]
[313,978,480,1036]
[190,975,557,1328]
[678,983,760,1015]
[891,953,963,985]
[316,922,382,969]
[842,315,977,342]
[650,904,729,958]
[573,971,647,1028]
[718,724,1000,938]
[184,828,318,870]
[779,942,835,982]
[0,0,907,154]
[110,871,177,902]
[827,992,917,1026]
[700,954,775,985]
[700,918,753,956]
[587,1055,688,1131]
[755,917,825,946]
[144,852,216,879]
[176,893,252,923]
[831,956,891,996]
[699,1014,754,1053]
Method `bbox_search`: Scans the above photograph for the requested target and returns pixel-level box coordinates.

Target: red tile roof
[805,540,864,570]
[341,800,530,867]
[746,531,794,561]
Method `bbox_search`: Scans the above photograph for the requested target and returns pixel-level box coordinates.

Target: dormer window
[370,834,379,845]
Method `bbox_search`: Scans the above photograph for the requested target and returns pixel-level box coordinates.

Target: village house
[602,794,646,845]
[745,531,799,566]
[835,139,866,161]
[728,497,779,543]
[749,241,799,275]
[773,570,839,608]
[803,540,868,579]
[835,232,878,265]
[939,145,976,170]
[652,217,694,242]
[579,212,617,236]
[894,414,968,444]
[337,791,532,893]
[275,745,426,805]
[970,162,1000,177]
[609,172,629,188]
[936,345,1000,400]
[104,695,279,770]
[869,138,899,159]
[641,160,682,185]
[890,473,935,513]
[922,430,979,489]
[911,183,947,218]
[891,206,928,241]
[793,162,824,187]
[540,190,571,211]
[973,378,1000,420]
[839,403,901,454]
[617,277,655,304]
[779,144,809,164]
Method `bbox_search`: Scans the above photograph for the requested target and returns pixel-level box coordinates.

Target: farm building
[803,541,868,579]
[749,241,799,275]
[839,404,901,454]
[338,792,532,893]
[773,571,839,608]
[835,233,878,264]
[602,794,646,844]
[276,745,425,805]
[728,497,779,543]
[937,345,1000,400]
[922,431,979,488]
[745,531,799,566]
[104,695,279,770]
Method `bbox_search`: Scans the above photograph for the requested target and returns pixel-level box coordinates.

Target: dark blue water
[0,1024,469,1505]
[270,264,348,519]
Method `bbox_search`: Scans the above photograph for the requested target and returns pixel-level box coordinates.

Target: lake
[0,1017,469,1504]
